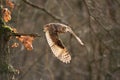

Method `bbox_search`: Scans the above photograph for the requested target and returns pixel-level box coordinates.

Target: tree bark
[0,6,15,80]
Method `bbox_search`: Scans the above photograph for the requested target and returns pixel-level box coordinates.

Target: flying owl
[44,23,84,63]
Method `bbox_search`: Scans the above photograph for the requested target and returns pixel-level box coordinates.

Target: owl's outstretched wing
[65,26,84,45]
[45,30,71,63]
[44,23,84,63]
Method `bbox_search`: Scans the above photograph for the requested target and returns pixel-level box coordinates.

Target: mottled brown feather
[44,23,84,63]
[44,23,71,63]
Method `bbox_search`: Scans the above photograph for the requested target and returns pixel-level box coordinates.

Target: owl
[44,23,84,63]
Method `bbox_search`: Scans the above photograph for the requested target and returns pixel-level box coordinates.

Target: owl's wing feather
[68,28,84,45]
[65,26,84,45]
[45,31,71,63]
[49,29,64,49]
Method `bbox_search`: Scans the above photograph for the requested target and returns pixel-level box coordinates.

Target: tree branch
[90,16,120,44]
[10,33,41,37]
[18,50,45,80]
[22,0,66,24]
[82,0,114,50]
[83,0,120,46]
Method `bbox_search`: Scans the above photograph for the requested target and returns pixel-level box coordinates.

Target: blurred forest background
[2,0,120,80]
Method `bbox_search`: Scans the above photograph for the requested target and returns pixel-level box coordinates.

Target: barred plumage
[44,23,84,63]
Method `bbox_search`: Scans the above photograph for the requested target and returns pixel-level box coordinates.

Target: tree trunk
[0,6,15,80]
[0,27,11,80]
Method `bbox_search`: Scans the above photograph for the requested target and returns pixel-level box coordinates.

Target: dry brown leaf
[11,43,19,48]
[2,8,11,22]
[23,41,33,50]
[6,0,14,9]
[17,36,34,51]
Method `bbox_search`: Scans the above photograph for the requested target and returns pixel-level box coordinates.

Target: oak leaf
[2,8,11,22]
[11,43,19,48]
[6,0,14,9]
[17,36,34,51]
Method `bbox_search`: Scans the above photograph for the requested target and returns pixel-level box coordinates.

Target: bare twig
[90,16,120,44]
[82,0,114,50]
[82,1,117,80]
[22,0,66,24]
[83,0,120,45]
[10,33,41,37]
[18,52,45,80]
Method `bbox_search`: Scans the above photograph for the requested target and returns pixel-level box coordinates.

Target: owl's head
[44,23,69,33]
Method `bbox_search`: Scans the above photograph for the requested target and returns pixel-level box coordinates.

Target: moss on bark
[0,5,16,80]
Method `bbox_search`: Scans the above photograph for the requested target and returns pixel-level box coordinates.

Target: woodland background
[2,0,120,80]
